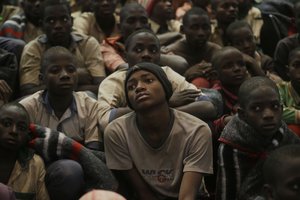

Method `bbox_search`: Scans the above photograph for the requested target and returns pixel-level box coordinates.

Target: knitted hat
[125,62,173,109]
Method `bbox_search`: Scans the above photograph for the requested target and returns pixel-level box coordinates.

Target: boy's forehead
[185,14,209,25]
[44,4,69,17]
[0,106,29,122]
[131,33,157,44]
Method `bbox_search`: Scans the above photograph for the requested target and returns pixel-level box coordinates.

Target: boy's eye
[145,78,154,83]
[18,124,27,132]
[66,65,76,73]
[134,47,143,53]
[149,48,158,53]
[48,66,61,74]
[127,84,136,91]
[62,17,69,22]
[272,103,280,110]
[47,18,55,24]
[254,106,261,111]
[1,119,12,127]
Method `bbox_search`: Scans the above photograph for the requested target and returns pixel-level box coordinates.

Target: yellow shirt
[7,154,49,200]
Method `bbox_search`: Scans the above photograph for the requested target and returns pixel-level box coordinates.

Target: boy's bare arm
[119,168,159,200]
[179,172,203,200]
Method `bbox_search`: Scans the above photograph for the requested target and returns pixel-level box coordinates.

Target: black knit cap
[125,62,173,109]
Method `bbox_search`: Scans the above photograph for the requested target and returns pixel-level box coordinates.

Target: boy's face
[43,54,78,96]
[126,32,160,67]
[120,7,150,41]
[126,70,166,111]
[229,27,256,57]
[93,0,118,17]
[265,158,300,200]
[217,49,247,88]
[182,14,211,49]
[288,51,300,90]
[152,0,173,21]
[215,0,238,25]
[0,106,29,152]
[42,5,73,46]
[239,86,282,137]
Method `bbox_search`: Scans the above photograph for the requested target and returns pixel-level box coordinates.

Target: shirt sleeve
[19,40,42,86]
[104,122,133,170]
[97,71,128,129]
[183,124,213,174]
[35,155,50,200]
[81,36,106,77]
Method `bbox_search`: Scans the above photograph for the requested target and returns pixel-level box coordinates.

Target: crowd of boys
[0,0,300,200]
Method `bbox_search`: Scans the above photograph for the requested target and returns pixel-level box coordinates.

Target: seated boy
[263,144,300,200]
[19,0,106,96]
[216,76,300,200]
[226,20,282,83]
[0,102,49,200]
[19,46,107,199]
[104,62,213,199]
[73,0,120,44]
[277,47,300,136]
[212,47,253,133]
[98,29,219,129]
[162,7,221,87]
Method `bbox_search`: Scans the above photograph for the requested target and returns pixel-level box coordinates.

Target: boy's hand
[169,89,201,107]
[184,62,217,82]
[242,53,264,76]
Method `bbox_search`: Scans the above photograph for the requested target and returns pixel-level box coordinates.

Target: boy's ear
[39,73,44,81]
[263,184,275,200]
[237,107,245,120]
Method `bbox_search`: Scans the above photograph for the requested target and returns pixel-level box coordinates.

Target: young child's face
[217,49,247,88]
[0,105,29,152]
[266,158,300,200]
[152,0,173,21]
[126,70,166,111]
[288,50,300,89]
[215,0,238,25]
[240,86,282,137]
[126,32,160,67]
[42,4,73,46]
[183,14,211,49]
[44,53,78,95]
[229,26,256,57]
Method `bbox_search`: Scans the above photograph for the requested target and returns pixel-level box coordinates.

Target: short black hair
[40,0,71,19]
[288,47,300,66]
[263,145,300,185]
[211,46,241,70]
[0,102,30,125]
[119,2,147,23]
[211,0,221,10]
[226,20,252,43]
[125,29,160,51]
[40,46,77,76]
[182,7,209,26]
[238,76,279,109]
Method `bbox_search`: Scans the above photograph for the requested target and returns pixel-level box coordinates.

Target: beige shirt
[73,12,120,44]
[20,32,106,86]
[244,7,263,44]
[7,154,49,200]
[149,19,182,34]
[97,66,198,129]
[19,91,102,144]
[104,109,213,198]
[0,5,19,26]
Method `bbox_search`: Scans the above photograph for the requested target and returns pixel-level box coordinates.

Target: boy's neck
[136,104,172,147]
[48,92,73,119]
[151,16,167,27]
[96,14,116,34]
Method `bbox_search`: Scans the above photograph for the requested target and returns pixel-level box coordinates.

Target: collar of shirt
[38,32,83,49]
[41,90,78,115]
